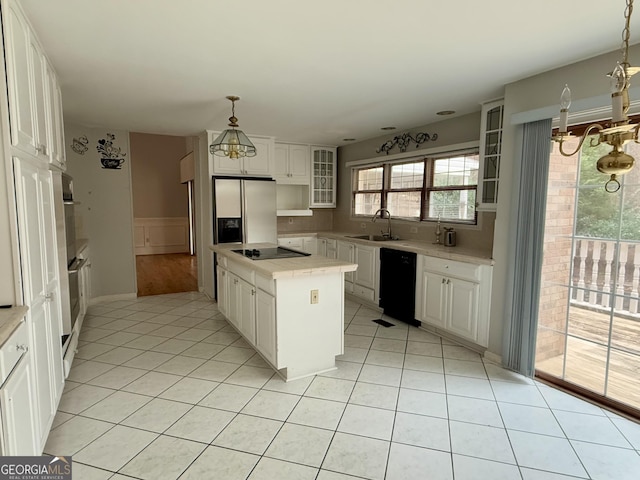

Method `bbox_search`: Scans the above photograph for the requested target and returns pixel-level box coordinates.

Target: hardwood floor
[136,253,198,297]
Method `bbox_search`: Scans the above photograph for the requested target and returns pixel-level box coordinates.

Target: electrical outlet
[360,223,367,229]
[410,226,418,234]
[288,217,294,224]
[310,289,319,304]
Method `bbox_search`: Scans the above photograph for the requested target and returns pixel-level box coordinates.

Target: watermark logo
[0,456,72,480]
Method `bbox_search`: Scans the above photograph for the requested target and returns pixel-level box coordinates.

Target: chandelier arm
[633,123,640,143]
[556,124,604,156]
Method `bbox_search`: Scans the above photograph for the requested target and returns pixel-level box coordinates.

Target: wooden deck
[536,305,640,411]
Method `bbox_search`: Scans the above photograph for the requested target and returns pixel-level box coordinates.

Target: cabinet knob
[447,279,451,285]
[16,344,28,353]
[251,289,255,296]
[45,293,53,301]
[441,278,446,284]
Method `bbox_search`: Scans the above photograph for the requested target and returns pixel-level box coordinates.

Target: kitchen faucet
[371,208,392,238]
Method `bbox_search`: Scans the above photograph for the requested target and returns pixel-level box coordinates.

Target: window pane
[390,162,424,189]
[357,167,383,190]
[387,191,421,218]
[433,155,479,187]
[429,189,476,221]
[354,193,381,215]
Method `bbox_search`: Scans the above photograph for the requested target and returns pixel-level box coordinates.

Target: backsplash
[277,209,333,233]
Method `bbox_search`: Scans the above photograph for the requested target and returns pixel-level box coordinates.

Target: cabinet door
[47,64,65,169]
[3,0,36,154]
[273,144,289,180]
[310,147,336,207]
[278,237,303,250]
[420,271,447,328]
[216,267,228,317]
[317,238,327,257]
[477,99,504,211]
[0,353,38,456]
[255,289,276,366]
[244,137,272,176]
[29,38,49,162]
[354,245,377,289]
[288,144,310,183]
[447,277,479,342]
[213,156,243,175]
[238,278,256,344]
[302,237,317,255]
[227,274,240,329]
[336,241,354,283]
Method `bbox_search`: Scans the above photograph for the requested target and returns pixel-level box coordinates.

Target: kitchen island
[210,243,357,381]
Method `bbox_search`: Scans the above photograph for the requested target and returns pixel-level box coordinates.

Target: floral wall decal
[71,135,89,155]
[97,133,127,169]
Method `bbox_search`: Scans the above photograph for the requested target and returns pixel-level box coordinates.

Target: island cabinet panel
[212,247,353,381]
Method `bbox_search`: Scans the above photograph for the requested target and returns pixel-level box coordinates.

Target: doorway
[130,133,198,296]
[535,134,640,416]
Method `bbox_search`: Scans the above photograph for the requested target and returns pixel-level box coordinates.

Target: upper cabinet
[310,146,336,208]
[477,98,503,211]
[2,0,66,169]
[208,130,274,176]
[274,143,310,184]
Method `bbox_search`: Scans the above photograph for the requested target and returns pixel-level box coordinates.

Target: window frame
[351,151,479,224]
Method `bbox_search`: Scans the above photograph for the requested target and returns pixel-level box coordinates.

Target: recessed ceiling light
[381,126,396,130]
[436,110,456,116]
[343,138,356,142]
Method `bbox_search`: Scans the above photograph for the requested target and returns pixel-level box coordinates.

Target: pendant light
[552,0,639,193]
[209,96,257,159]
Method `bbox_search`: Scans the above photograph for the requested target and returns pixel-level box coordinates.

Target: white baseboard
[89,293,137,305]
[483,351,503,365]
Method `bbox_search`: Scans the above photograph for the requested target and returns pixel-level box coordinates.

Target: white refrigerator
[212,177,277,245]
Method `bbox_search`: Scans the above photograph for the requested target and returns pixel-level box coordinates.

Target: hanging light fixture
[209,96,257,159]
[552,0,639,193]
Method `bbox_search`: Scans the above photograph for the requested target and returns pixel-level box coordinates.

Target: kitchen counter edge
[210,243,358,279]
[0,306,29,348]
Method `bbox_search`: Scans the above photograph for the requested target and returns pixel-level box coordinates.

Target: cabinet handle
[44,293,53,301]
[441,278,445,284]
[447,279,451,285]
[36,144,48,155]
[16,344,28,353]
[251,289,255,296]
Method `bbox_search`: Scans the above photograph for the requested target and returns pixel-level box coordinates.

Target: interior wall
[335,112,493,253]
[64,124,137,299]
[129,132,189,218]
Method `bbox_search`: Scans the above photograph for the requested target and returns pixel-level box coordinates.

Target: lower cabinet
[317,237,336,259]
[216,266,228,317]
[0,352,38,456]
[255,289,276,365]
[278,236,317,255]
[336,240,379,304]
[416,255,492,347]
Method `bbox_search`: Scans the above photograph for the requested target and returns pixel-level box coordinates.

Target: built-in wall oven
[62,174,81,337]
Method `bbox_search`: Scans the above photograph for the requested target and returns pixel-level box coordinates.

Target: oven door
[67,258,86,329]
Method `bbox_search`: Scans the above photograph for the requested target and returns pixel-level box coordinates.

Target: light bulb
[611,63,627,123]
[559,84,571,133]
[560,84,572,109]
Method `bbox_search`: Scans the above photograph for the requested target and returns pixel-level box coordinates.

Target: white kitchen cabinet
[216,265,229,318]
[416,255,492,347]
[3,0,36,156]
[274,143,310,184]
[237,276,256,344]
[336,241,354,289]
[46,63,66,169]
[0,322,38,456]
[13,157,64,449]
[354,244,377,290]
[310,147,336,208]
[28,35,49,163]
[255,288,276,365]
[278,235,317,254]
[77,246,91,320]
[209,130,274,176]
[477,98,504,211]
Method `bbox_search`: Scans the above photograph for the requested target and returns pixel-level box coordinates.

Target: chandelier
[552,0,639,193]
[209,96,257,159]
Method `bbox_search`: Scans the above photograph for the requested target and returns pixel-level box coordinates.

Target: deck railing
[571,238,640,317]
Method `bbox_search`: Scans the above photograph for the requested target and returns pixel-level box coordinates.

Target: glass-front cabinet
[477,98,504,211]
[310,146,336,208]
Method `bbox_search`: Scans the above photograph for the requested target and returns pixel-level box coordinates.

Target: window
[352,152,479,223]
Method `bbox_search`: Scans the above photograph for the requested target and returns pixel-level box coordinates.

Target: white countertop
[0,306,28,347]
[280,231,494,266]
[210,243,358,279]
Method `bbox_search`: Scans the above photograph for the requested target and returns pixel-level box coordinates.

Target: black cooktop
[231,246,311,260]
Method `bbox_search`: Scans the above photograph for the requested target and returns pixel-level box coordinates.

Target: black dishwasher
[379,248,420,326]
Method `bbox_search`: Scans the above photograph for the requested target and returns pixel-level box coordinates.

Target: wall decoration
[376,132,438,155]
[71,135,89,155]
[97,133,127,169]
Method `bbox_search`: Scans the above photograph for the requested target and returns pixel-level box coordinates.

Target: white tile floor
[45,292,640,480]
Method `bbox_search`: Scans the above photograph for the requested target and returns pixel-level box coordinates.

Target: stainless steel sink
[347,234,401,242]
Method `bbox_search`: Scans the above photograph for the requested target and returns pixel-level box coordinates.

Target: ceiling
[20,0,640,146]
